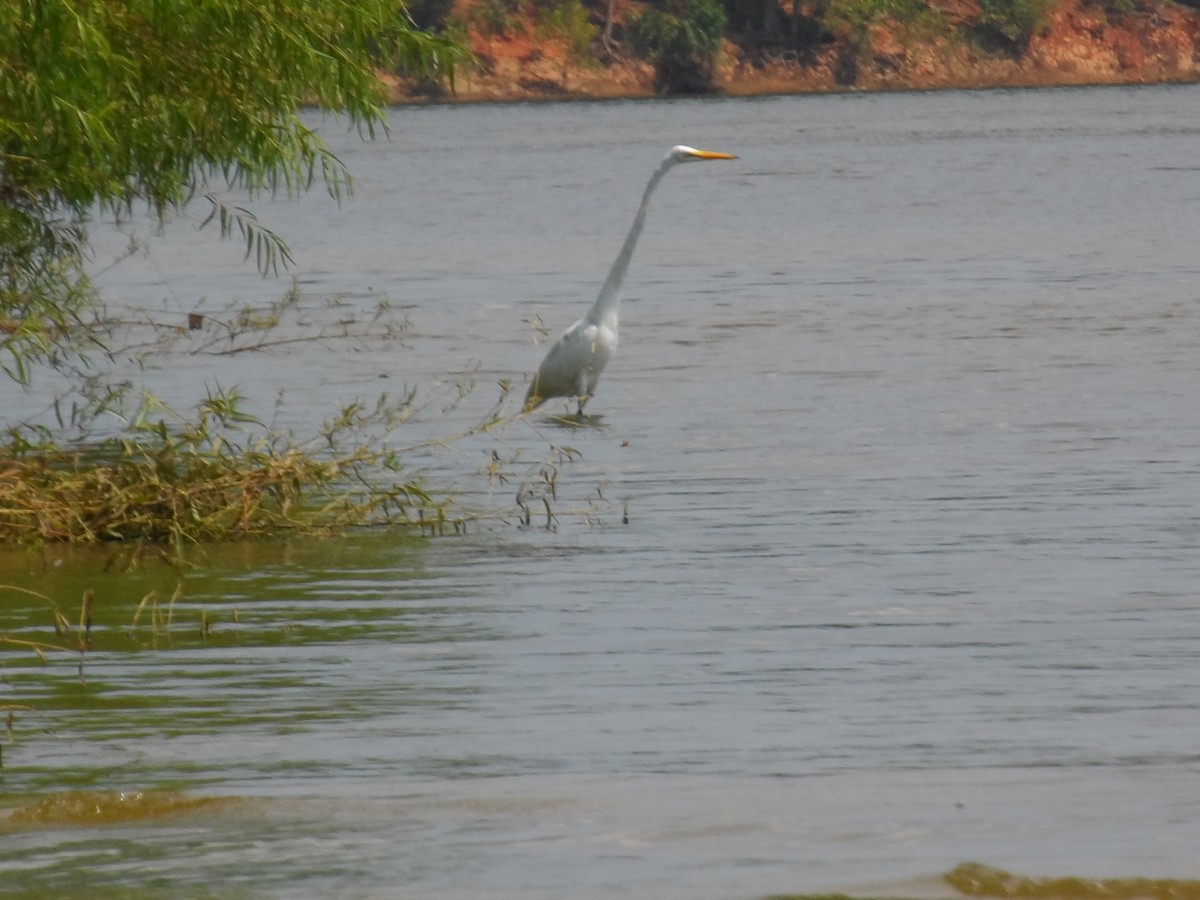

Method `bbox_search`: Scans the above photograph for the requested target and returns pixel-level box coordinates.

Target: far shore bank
[384,58,1200,105]
[382,0,1200,105]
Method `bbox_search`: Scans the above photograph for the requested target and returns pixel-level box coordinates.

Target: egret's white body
[524,145,736,415]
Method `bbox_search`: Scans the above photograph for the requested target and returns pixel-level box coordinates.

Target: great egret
[523,145,737,415]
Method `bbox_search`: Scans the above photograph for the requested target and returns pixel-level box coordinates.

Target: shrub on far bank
[974,0,1056,52]
[628,0,728,93]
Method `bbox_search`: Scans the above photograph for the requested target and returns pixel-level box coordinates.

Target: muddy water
[3,84,1200,898]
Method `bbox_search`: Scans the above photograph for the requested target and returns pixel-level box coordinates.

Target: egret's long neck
[586,157,675,328]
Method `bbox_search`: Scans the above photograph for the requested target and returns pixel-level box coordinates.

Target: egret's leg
[574,369,592,417]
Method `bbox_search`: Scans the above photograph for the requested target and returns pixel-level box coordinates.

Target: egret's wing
[525,320,611,408]
[526,321,585,406]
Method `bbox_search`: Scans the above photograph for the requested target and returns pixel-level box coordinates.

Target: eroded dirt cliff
[383,0,1200,102]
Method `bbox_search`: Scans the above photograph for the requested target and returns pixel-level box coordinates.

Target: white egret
[523,145,737,415]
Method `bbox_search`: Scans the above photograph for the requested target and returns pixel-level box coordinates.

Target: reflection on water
[5,84,1200,898]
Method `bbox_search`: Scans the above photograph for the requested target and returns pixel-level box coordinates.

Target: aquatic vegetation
[0,282,622,545]
[945,863,1200,900]
[0,284,505,545]
[765,865,1200,900]
[3,790,228,828]
[1,385,443,544]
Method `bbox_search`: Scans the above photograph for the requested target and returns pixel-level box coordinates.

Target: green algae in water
[947,864,1200,900]
[766,865,1200,900]
[3,789,227,828]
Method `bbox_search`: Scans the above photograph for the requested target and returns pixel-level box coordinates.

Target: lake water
[4,83,1200,898]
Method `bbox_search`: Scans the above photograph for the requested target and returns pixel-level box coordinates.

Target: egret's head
[668,145,738,165]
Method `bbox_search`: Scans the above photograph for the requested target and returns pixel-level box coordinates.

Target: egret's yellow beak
[688,149,738,160]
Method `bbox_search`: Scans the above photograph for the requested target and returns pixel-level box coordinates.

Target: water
[4,84,1200,898]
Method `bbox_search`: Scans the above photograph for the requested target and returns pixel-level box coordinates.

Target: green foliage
[1084,0,1138,15]
[535,0,600,81]
[0,0,462,387]
[473,0,528,35]
[721,0,768,33]
[823,0,941,35]
[627,0,728,93]
[537,0,599,57]
[819,0,947,84]
[0,237,99,387]
[975,0,1055,50]
[0,0,474,545]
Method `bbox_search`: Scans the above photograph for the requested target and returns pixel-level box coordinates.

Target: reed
[0,387,444,545]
